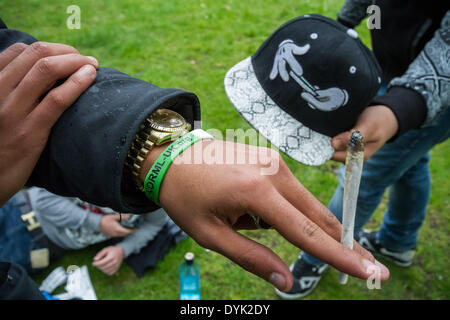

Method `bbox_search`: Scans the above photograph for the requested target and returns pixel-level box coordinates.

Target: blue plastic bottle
[179,252,200,300]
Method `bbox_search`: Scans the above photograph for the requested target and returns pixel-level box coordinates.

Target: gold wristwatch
[125,108,191,191]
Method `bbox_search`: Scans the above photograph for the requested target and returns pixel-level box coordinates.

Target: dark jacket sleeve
[370,10,449,140]
[0,24,201,213]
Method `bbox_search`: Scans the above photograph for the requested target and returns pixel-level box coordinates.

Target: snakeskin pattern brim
[224,57,334,166]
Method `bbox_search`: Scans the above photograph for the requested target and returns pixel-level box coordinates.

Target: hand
[141,140,390,292]
[332,105,399,162]
[0,42,98,206]
[92,245,125,275]
[99,213,136,237]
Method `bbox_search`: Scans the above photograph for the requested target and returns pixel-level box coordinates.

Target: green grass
[2,0,448,299]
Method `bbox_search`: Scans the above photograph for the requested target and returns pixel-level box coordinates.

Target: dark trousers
[0,262,44,300]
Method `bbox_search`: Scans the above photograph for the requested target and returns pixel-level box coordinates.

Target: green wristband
[143,129,212,205]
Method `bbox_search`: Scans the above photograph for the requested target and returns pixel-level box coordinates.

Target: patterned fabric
[389,11,450,127]
[338,1,450,128]
[224,57,334,166]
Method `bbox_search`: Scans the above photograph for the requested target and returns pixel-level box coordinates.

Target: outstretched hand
[141,140,390,292]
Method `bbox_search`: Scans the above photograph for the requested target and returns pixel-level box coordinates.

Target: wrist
[370,86,427,139]
[375,105,398,141]
[141,129,215,205]
[115,245,125,258]
[139,144,167,183]
[362,105,398,142]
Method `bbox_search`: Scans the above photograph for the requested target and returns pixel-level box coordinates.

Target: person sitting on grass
[0,187,173,276]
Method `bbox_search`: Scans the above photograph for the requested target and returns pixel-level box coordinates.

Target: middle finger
[8,53,97,115]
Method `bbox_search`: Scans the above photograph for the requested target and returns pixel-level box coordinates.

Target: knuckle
[237,249,259,274]
[15,129,27,143]
[8,125,33,150]
[301,219,321,240]
[69,73,84,87]
[7,42,28,55]
[258,148,284,174]
[29,41,49,57]
[274,153,287,172]
[36,57,55,76]
[241,175,266,193]
[265,148,281,163]
[46,91,65,107]
[321,206,339,232]
[270,148,282,161]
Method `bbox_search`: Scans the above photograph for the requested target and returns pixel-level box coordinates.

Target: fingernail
[362,258,389,279]
[86,56,98,67]
[79,64,96,78]
[269,272,286,291]
[375,259,390,279]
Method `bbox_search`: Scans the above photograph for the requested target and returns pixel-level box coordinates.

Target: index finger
[249,190,389,282]
[332,151,347,163]
[273,164,374,262]
[0,43,28,71]
[1,41,79,89]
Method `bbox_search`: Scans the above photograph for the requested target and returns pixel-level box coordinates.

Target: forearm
[370,88,427,140]
[372,11,450,138]
[118,210,168,257]
[28,187,99,229]
[0,23,201,214]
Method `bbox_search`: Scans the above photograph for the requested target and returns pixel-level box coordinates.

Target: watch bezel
[148,109,189,133]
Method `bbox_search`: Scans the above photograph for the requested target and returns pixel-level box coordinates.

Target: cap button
[346,29,359,39]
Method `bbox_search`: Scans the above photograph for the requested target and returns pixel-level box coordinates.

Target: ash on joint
[348,130,364,152]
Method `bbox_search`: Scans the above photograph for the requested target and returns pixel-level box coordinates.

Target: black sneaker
[358,229,415,267]
[275,255,328,299]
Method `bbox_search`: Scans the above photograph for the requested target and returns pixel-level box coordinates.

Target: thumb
[331,131,351,151]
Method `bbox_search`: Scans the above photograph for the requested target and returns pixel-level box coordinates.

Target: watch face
[149,109,187,132]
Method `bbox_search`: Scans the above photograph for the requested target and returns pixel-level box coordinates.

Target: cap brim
[224,57,334,166]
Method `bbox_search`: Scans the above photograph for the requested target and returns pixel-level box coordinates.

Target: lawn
[2,0,448,299]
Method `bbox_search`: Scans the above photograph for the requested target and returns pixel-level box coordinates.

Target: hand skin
[93,245,125,275]
[332,105,399,162]
[99,213,136,237]
[0,42,98,206]
[140,140,390,292]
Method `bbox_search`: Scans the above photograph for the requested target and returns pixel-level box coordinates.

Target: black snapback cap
[225,14,381,166]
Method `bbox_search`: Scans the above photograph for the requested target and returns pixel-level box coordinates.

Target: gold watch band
[125,120,157,192]
[125,109,190,192]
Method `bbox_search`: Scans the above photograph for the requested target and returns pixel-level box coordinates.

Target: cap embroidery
[269,39,349,112]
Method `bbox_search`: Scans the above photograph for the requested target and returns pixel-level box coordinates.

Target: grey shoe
[275,255,328,299]
[358,229,415,267]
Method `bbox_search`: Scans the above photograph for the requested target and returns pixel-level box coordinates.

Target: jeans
[302,106,450,266]
[0,194,41,273]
